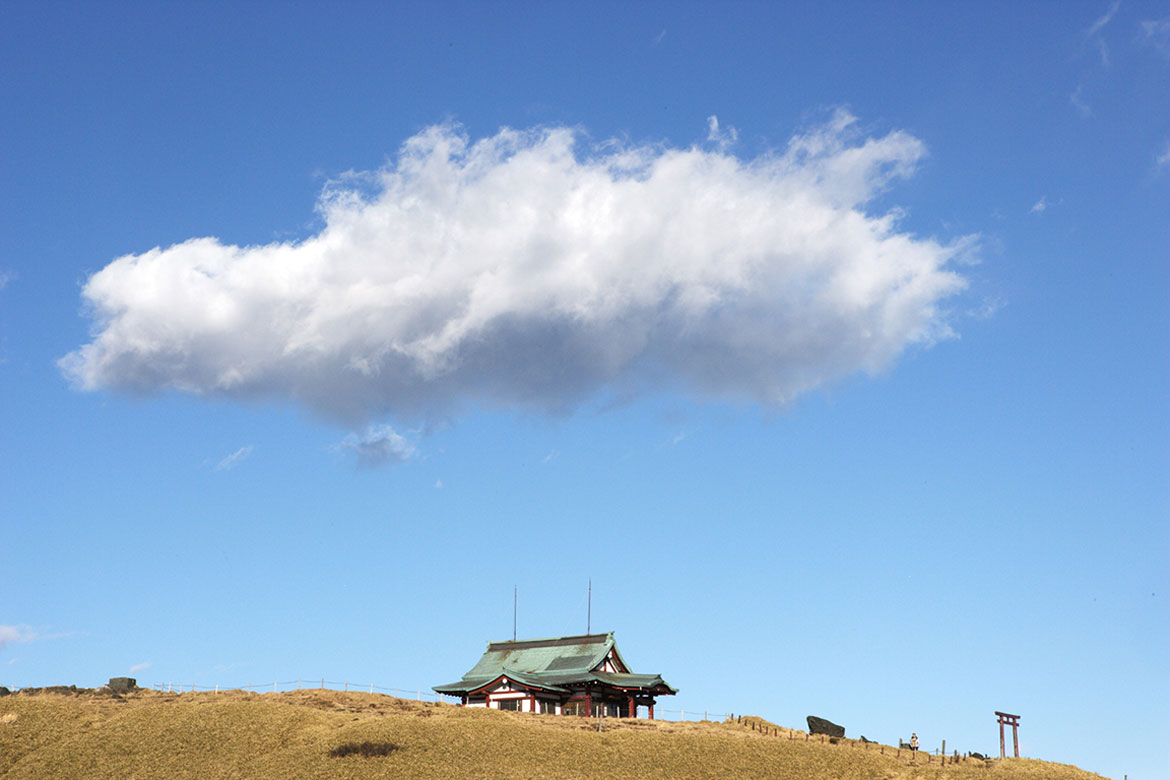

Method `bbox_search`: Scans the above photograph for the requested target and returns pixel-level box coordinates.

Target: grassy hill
[0,689,1108,780]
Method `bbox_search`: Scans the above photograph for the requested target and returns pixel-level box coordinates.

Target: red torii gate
[995,711,1021,758]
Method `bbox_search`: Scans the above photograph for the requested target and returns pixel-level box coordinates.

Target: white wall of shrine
[473,680,560,714]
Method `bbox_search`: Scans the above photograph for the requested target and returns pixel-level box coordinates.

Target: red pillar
[627,694,635,718]
[1012,722,1019,758]
[999,720,1005,759]
[585,692,592,717]
[649,703,655,720]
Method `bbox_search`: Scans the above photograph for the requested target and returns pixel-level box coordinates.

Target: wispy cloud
[62,113,972,430]
[706,115,738,151]
[1156,140,1170,170]
[1030,196,1049,213]
[1141,17,1170,57]
[0,624,59,650]
[335,424,416,468]
[1087,0,1121,38]
[653,29,667,45]
[1070,85,1092,117]
[214,445,253,471]
[129,661,151,673]
[0,269,13,293]
[1086,0,1122,65]
[968,296,1006,321]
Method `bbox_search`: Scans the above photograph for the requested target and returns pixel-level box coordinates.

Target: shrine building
[433,632,676,718]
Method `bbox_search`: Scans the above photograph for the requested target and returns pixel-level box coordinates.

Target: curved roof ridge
[485,631,613,652]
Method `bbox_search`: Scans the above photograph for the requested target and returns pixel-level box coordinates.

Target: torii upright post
[995,712,1020,758]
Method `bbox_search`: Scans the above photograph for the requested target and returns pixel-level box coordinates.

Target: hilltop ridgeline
[0,688,1109,780]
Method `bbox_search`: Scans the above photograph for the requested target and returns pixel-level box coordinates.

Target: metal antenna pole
[513,585,517,641]
[587,579,591,634]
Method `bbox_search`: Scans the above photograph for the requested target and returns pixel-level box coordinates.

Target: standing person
[910,733,919,754]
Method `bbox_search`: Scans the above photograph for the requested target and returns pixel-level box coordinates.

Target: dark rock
[0,686,9,697]
[108,677,137,693]
[806,715,845,738]
[860,735,870,743]
[971,752,986,760]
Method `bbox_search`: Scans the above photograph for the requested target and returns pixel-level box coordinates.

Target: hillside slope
[0,689,1109,780]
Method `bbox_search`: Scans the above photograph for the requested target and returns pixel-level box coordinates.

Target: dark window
[497,698,522,711]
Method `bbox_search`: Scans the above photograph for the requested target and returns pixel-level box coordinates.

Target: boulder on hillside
[108,677,137,693]
[0,686,9,697]
[806,715,845,737]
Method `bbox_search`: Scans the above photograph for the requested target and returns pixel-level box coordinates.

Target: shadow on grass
[328,741,401,758]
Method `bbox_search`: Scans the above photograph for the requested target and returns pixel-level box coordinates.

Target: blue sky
[1,2,1167,778]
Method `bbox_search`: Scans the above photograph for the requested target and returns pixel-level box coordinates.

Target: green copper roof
[433,632,677,696]
[469,633,616,677]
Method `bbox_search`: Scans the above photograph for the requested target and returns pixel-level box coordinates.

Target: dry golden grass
[0,689,1109,780]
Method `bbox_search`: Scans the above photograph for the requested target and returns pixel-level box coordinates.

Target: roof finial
[587,578,591,634]
[513,585,517,642]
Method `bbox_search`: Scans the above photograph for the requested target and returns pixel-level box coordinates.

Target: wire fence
[148,678,444,702]
[141,678,733,722]
[656,707,734,722]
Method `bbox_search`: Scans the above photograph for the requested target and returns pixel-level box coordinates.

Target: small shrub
[328,741,400,758]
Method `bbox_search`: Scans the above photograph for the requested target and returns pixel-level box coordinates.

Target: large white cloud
[62,112,970,424]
